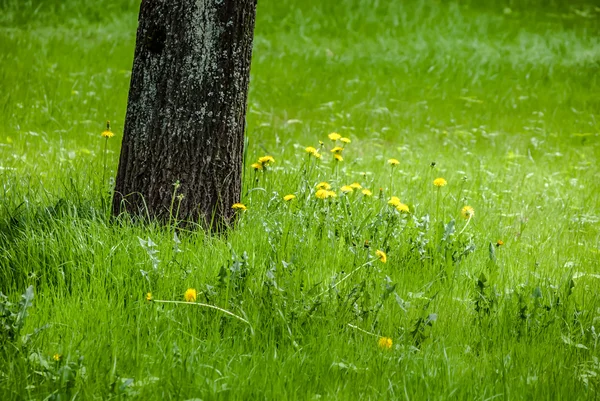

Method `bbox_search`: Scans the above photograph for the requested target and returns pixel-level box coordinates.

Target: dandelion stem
[458,215,472,236]
[317,258,375,298]
[347,323,379,337]
[332,158,338,180]
[152,299,251,326]
[168,181,180,228]
[455,179,466,212]
[342,195,351,220]
[435,187,441,223]
[102,138,108,190]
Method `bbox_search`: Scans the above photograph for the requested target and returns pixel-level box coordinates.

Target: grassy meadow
[1,0,600,399]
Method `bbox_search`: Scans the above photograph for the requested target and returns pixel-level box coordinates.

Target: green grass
[1,0,599,399]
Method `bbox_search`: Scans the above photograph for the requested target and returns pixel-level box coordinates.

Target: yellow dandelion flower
[305,146,321,158]
[340,137,351,144]
[53,353,62,362]
[461,205,475,219]
[232,203,247,211]
[316,182,331,190]
[349,182,362,189]
[433,178,447,187]
[258,155,275,166]
[387,158,400,166]
[101,120,114,138]
[315,189,329,199]
[333,154,343,161]
[340,185,353,193]
[376,250,387,263]
[283,194,296,201]
[378,337,393,350]
[388,196,401,207]
[330,146,344,154]
[496,240,504,247]
[251,162,263,170]
[361,189,373,196]
[145,292,153,302]
[396,203,409,213]
[316,189,337,199]
[184,288,197,302]
[328,132,341,141]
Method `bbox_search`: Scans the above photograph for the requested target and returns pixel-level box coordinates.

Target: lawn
[0,0,599,399]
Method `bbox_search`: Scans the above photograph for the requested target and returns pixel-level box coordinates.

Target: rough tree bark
[112,0,257,228]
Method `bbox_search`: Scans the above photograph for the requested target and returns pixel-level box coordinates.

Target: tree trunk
[112,0,257,229]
